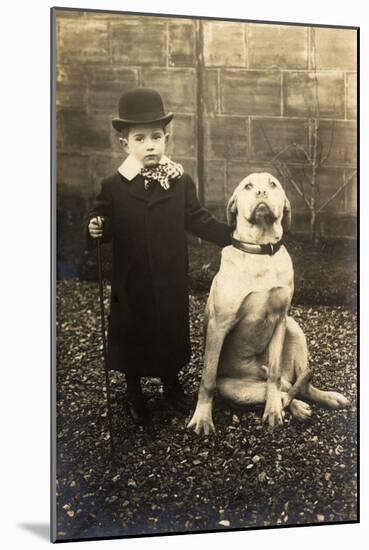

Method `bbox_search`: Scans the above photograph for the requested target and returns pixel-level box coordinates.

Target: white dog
[188,173,349,435]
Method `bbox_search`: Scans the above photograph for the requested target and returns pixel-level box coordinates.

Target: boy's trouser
[126,374,143,400]
[126,373,181,397]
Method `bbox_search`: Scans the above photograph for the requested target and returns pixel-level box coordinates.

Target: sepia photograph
[51,6,358,542]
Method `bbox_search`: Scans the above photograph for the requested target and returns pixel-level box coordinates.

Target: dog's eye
[269,181,277,188]
[245,182,253,190]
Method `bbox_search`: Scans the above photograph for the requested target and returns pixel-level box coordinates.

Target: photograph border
[51,6,359,543]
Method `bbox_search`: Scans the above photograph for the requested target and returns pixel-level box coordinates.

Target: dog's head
[227,173,291,233]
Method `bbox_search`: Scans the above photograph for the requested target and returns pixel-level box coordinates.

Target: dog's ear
[282,195,291,231]
[226,194,238,229]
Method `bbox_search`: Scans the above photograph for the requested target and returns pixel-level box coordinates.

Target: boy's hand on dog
[88,216,105,239]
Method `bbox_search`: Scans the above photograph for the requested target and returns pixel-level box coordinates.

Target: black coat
[87,171,231,378]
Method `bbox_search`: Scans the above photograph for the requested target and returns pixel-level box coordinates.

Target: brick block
[57,18,110,65]
[203,21,246,67]
[56,193,90,273]
[283,71,345,118]
[250,118,309,162]
[58,110,117,154]
[56,111,63,150]
[321,213,356,239]
[204,116,248,159]
[204,160,226,205]
[166,115,196,158]
[347,73,357,120]
[110,127,124,155]
[111,18,166,66]
[248,24,308,69]
[313,27,357,71]
[225,161,281,200]
[141,68,196,113]
[55,9,86,20]
[221,70,281,116]
[88,154,123,195]
[57,152,91,195]
[87,68,139,113]
[171,158,197,182]
[281,165,356,216]
[345,171,357,213]
[279,165,312,213]
[168,20,196,67]
[316,167,349,212]
[317,121,357,165]
[206,205,227,224]
[289,212,311,234]
[79,10,122,22]
[203,70,219,114]
[56,65,87,110]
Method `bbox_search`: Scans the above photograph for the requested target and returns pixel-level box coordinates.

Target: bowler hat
[112,87,174,132]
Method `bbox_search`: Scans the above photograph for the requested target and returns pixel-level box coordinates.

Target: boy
[87,87,231,425]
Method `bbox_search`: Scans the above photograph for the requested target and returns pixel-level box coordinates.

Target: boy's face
[121,123,169,167]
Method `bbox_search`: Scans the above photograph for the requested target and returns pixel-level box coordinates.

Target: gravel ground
[55,279,357,541]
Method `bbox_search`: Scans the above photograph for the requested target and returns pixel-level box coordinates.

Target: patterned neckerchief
[140,160,184,191]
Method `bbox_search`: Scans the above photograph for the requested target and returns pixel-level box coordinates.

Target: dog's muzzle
[249,202,277,225]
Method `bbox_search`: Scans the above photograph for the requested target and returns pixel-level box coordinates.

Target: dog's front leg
[262,316,287,428]
[187,318,228,435]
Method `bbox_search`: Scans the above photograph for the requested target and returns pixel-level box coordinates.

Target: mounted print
[51,6,358,543]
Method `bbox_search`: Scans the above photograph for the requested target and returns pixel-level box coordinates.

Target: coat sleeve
[85,178,113,248]
[184,175,231,247]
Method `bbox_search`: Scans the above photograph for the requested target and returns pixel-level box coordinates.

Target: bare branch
[311,28,320,115]
[274,160,312,209]
[315,134,324,166]
[311,118,320,167]
[271,143,296,162]
[294,144,312,163]
[320,120,336,165]
[258,122,277,156]
[300,166,312,197]
[316,170,357,214]
[271,142,311,164]
[257,122,311,208]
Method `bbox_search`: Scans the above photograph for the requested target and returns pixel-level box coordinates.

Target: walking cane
[96,217,115,459]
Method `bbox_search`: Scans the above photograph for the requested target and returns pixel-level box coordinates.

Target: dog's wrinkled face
[227,173,291,232]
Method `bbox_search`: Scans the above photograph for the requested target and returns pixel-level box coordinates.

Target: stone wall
[200,22,357,237]
[55,9,357,267]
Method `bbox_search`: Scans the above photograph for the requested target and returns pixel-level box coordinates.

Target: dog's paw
[324,391,350,409]
[262,398,284,429]
[290,398,312,421]
[187,406,216,436]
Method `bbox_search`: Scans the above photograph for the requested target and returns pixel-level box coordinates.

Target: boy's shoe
[125,375,147,425]
[162,378,191,413]
[125,395,147,425]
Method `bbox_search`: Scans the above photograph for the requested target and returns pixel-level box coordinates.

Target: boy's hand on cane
[88,216,104,239]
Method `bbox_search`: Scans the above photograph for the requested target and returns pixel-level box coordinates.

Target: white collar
[118,154,172,181]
